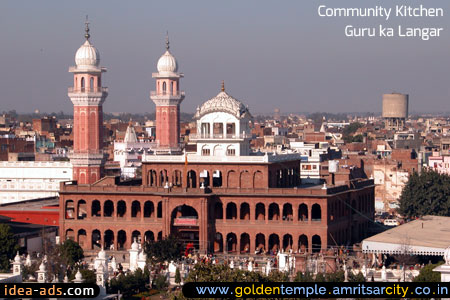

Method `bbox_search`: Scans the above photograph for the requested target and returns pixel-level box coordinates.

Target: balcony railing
[150,91,185,97]
[189,133,251,140]
[68,87,108,93]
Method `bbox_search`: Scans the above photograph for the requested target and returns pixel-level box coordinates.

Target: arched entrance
[171,205,199,249]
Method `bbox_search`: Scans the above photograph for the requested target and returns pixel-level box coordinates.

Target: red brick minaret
[150,34,185,153]
[68,20,108,184]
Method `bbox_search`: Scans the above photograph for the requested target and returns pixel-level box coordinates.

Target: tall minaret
[68,19,108,184]
[150,34,185,153]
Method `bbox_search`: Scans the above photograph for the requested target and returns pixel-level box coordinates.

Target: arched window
[81,77,85,90]
[162,82,167,94]
[170,82,174,95]
[90,77,94,91]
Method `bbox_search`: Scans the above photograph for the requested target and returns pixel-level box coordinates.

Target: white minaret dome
[157,50,177,73]
[75,21,100,68]
[75,40,100,67]
[156,34,178,73]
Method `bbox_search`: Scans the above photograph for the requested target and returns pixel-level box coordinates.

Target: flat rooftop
[362,215,450,256]
[0,197,59,212]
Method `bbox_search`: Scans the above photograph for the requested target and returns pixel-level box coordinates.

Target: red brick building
[59,31,374,255]
[59,157,374,253]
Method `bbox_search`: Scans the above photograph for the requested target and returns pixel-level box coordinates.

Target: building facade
[0,161,72,204]
[59,31,374,254]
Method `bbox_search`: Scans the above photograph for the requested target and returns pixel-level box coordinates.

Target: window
[202,148,210,156]
[227,148,235,156]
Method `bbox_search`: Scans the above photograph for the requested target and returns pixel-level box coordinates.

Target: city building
[59,32,375,254]
[113,123,155,179]
[0,161,72,204]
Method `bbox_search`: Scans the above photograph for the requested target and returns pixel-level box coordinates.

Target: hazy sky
[0,0,449,114]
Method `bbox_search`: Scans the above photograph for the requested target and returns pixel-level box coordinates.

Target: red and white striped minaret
[68,20,108,184]
[150,34,185,153]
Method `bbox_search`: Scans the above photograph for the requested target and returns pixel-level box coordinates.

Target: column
[293,205,298,225]
[236,234,241,254]
[199,199,208,254]
[265,205,269,224]
[223,203,227,223]
[308,205,312,225]
[163,199,170,237]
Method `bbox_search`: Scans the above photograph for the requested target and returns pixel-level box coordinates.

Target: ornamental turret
[68,18,108,184]
[150,34,185,153]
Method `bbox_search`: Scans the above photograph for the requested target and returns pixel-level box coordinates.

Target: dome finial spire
[84,15,90,40]
[165,31,170,50]
[221,80,225,92]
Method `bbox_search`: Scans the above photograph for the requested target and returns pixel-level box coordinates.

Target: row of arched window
[64,199,322,222]
[214,202,322,221]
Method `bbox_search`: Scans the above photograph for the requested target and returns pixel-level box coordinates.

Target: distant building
[0,161,72,204]
[113,124,155,179]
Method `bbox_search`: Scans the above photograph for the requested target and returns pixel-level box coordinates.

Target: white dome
[98,248,106,260]
[131,239,139,250]
[195,88,251,120]
[157,50,178,73]
[39,261,46,272]
[138,251,147,260]
[14,252,21,263]
[75,270,83,281]
[75,40,100,67]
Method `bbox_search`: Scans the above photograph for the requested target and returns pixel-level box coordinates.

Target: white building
[290,141,340,184]
[113,124,156,179]
[190,82,253,157]
[0,161,72,204]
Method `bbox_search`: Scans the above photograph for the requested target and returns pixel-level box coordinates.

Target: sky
[0,0,449,115]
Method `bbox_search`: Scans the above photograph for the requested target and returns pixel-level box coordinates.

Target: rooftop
[362,215,450,256]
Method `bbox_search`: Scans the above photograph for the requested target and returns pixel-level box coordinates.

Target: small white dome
[157,50,178,73]
[75,40,100,67]
[14,252,21,263]
[138,251,146,260]
[39,261,46,272]
[131,239,139,250]
[98,248,106,260]
[75,270,83,281]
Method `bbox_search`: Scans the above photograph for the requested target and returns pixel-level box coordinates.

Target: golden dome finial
[221,80,225,92]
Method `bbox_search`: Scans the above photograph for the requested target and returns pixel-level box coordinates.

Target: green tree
[343,122,364,143]
[0,224,19,272]
[144,235,183,263]
[413,262,443,282]
[325,270,345,282]
[294,271,314,282]
[59,239,84,267]
[398,170,450,218]
[348,271,366,282]
[108,268,149,298]
[154,274,168,290]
